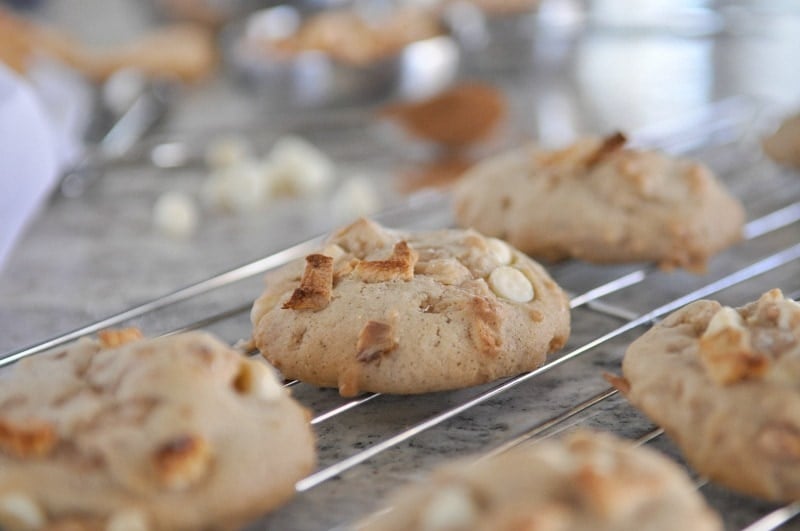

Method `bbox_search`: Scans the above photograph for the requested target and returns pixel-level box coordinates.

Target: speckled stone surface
[2,4,800,530]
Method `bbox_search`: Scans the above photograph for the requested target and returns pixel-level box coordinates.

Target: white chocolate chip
[202,161,266,213]
[488,266,534,303]
[0,493,45,530]
[486,237,513,265]
[704,307,745,338]
[107,509,149,531]
[264,136,334,197]
[250,361,285,402]
[420,486,478,531]
[153,192,198,239]
[204,135,252,170]
[331,176,382,224]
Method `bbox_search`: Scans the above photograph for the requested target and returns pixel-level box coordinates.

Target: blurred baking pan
[224,4,460,107]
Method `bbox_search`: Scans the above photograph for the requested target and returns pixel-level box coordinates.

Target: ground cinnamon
[382,82,506,149]
[397,156,474,193]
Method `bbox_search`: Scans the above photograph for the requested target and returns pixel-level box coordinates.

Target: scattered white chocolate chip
[331,175,382,224]
[704,307,745,338]
[202,161,266,213]
[486,237,513,265]
[419,485,478,531]
[153,191,198,239]
[204,135,252,170]
[488,266,534,302]
[264,136,335,197]
[106,508,149,531]
[0,493,45,530]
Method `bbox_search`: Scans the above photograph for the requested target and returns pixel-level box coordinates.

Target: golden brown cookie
[453,133,745,271]
[615,289,800,501]
[360,430,721,531]
[251,218,570,397]
[0,329,315,530]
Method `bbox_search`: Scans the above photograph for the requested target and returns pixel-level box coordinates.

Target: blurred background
[1,0,799,346]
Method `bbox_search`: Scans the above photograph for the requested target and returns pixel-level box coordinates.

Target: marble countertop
[2,2,800,530]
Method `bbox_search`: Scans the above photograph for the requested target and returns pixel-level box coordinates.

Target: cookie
[613,289,800,501]
[359,430,721,531]
[763,112,800,168]
[453,133,745,271]
[0,329,315,530]
[250,218,570,397]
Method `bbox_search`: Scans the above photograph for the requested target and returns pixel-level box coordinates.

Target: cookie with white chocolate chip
[612,289,800,501]
[0,329,315,531]
[251,218,570,396]
[359,430,722,531]
[453,133,745,271]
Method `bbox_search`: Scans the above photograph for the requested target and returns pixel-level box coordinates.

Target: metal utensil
[59,70,175,198]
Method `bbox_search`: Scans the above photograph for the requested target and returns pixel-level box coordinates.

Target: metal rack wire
[2,101,799,530]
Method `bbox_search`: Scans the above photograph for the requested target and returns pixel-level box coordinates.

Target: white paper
[0,65,61,271]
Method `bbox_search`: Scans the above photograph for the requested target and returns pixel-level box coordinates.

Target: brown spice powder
[382,82,506,148]
[397,156,474,193]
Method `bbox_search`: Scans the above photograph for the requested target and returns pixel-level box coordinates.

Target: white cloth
[0,65,61,271]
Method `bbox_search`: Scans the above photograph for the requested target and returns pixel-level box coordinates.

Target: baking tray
[2,98,800,530]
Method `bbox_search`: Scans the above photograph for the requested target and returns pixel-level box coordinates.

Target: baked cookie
[0,329,315,530]
[251,218,570,397]
[763,112,800,168]
[453,133,745,271]
[612,289,800,501]
[359,430,721,531]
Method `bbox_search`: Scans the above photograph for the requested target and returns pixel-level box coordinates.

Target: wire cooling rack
[2,99,799,530]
